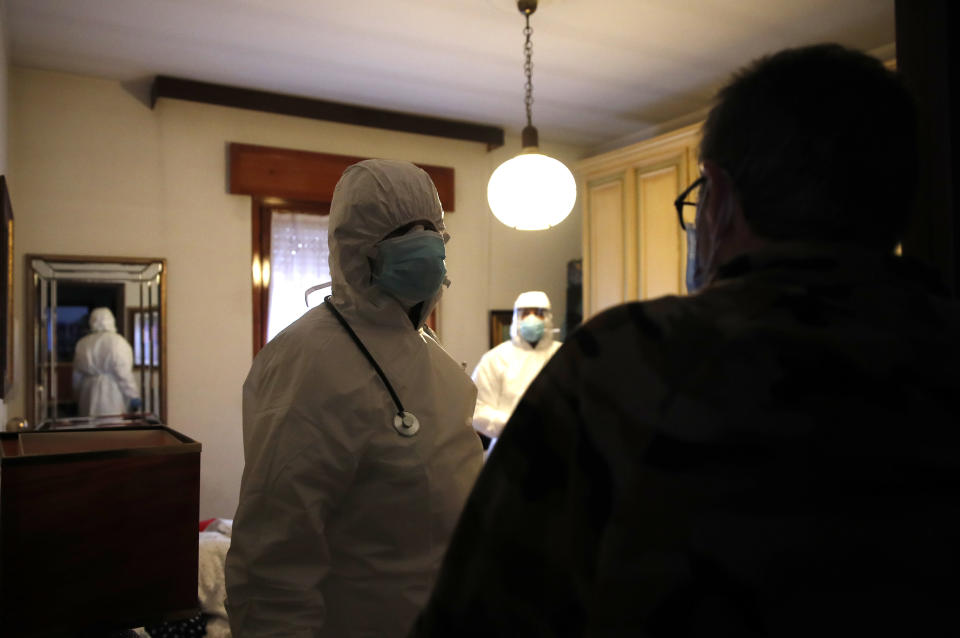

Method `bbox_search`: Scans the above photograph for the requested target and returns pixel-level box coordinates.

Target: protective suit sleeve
[109,337,140,402]
[72,337,89,393]
[471,353,511,438]
[72,367,83,395]
[409,342,614,638]
[226,389,362,637]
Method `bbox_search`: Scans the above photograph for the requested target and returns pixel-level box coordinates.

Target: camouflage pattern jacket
[410,243,960,637]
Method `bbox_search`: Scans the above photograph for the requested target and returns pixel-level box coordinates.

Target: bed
[196,519,233,638]
[134,518,233,638]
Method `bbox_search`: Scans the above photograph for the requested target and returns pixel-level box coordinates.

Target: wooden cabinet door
[578,123,702,319]
[584,174,628,317]
[635,156,687,300]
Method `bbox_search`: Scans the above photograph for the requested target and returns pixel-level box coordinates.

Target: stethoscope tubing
[324,296,406,416]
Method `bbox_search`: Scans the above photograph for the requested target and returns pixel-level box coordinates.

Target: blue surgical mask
[685,225,704,292]
[686,183,734,293]
[518,315,546,343]
[371,229,447,305]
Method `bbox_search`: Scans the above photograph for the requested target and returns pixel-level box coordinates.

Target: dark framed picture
[0,176,13,398]
[488,309,513,349]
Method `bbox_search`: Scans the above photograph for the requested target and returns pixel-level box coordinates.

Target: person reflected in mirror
[409,44,960,637]
[225,160,483,638]
[471,291,561,456]
[72,307,141,417]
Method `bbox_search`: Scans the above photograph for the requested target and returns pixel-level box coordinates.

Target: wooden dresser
[0,425,201,637]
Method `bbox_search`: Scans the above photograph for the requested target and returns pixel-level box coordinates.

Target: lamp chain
[523,14,534,128]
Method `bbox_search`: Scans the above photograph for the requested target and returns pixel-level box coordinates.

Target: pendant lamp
[487,0,576,231]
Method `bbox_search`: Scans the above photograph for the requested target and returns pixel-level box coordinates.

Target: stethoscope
[323,296,420,437]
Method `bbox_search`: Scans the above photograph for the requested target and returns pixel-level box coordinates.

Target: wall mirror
[27,255,167,429]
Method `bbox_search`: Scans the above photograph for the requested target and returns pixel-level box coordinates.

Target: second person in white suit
[471,291,562,453]
[72,307,141,417]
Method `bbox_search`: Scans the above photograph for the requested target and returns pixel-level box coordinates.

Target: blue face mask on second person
[371,229,447,305]
[518,314,546,343]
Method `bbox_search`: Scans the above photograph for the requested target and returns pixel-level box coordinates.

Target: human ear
[700,160,744,240]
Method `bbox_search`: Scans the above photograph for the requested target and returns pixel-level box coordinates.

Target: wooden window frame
[251,198,331,354]
[229,143,455,210]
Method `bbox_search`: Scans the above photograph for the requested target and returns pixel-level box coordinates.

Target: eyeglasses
[674,176,705,231]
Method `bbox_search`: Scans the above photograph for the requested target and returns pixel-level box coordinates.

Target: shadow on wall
[120,76,156,109]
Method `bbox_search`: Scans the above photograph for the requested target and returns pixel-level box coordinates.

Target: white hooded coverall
[225,159,483,638]
[72,307,140,417]
[471,291,562,442]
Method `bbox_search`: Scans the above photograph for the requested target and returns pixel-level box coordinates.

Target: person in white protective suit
[471,291,561,452]
[72,307,141,417]
[224,159,484,638]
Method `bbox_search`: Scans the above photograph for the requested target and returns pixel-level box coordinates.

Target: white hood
[89,307,117,333]
[328,159,446,328]
[509,290,555,349]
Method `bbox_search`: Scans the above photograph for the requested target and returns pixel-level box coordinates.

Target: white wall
[8,67,585,518]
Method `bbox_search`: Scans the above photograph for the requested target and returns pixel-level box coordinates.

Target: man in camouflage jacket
[410,45,960,637]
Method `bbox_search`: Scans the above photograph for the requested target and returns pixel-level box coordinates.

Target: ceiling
[6,0,896,153]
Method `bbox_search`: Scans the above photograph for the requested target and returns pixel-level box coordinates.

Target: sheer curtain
[266,211,331,342]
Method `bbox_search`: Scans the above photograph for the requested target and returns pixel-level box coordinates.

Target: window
[267,210,331,341]
[129,308,161,367]
[252,199,329,353]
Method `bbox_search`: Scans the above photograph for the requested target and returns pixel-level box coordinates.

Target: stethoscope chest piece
[393,411,420,437]
[324,299,422,439]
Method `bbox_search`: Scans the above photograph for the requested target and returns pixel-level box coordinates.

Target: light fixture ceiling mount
[517,0,538,16]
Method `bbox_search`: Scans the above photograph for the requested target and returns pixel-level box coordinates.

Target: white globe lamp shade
[487,153,577,230]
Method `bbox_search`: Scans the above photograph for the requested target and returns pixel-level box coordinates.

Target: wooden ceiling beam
[151,76,505,149]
